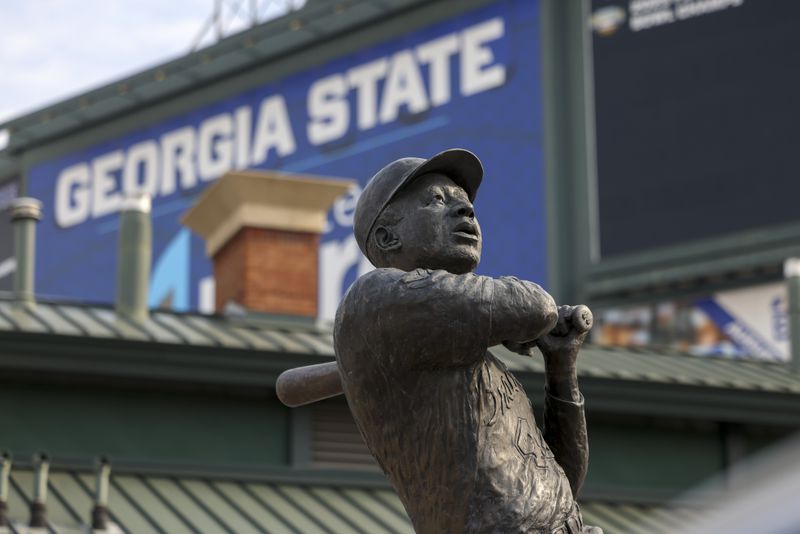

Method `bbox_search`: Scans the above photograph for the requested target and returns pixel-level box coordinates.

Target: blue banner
[28,0,546,319]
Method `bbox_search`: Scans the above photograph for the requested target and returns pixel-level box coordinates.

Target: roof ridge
[582,342,791,367]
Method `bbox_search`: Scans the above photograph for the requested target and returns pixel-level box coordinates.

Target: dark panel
[591,0,800,258]
[0,383,290,466]
[585,415,723,496]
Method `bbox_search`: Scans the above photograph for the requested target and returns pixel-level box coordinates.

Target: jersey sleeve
[347,268,557,370]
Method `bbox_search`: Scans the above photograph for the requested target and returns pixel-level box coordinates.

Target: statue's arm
[487,276,559,347]
[537,307,589,498]
[369,269,557,367]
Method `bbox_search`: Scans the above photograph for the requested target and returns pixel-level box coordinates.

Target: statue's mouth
[453,221,479,241]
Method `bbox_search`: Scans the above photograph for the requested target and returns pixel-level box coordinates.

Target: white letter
[91,150,124,218]
[160,126,197,195]
[461,18,506,96]
[123,140,159,196]
[416,33,459,106]
[55,163,91,228]
[307,74,350,145]
[251,95,296,165]
[198,113,234,181]
[234,106,252,169]
[379,51,429,124]
[347,58,388,131]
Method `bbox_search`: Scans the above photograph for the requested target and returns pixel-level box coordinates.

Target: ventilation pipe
[116,193,151,322]
[91,457,111,530]
[29,453,49,528]
[9,197,42,307]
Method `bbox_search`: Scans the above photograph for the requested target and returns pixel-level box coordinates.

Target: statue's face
[380,173,482,274]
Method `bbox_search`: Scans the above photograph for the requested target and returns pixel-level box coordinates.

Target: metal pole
[116,193,152,322]
[9,197,42,307]
[92,457,111,530]
[784,258,800,372]
[215,0,223,40]
[29,453,48,528]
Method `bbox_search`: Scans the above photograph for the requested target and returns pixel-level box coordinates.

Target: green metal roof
[2,294,799,426]
[0,296,333,357]
[0,465,697,534]
[1,295,799,395]
[494,345,800,395]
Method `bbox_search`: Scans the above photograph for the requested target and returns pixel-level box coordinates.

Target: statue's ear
[374,225,401,252]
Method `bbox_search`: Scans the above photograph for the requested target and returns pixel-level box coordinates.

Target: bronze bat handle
[569,304,594,333]
[276,361,342,408]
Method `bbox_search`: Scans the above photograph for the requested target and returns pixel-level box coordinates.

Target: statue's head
[354,149,483,274]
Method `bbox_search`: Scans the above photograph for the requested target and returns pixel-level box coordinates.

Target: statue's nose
[451,200,475,219]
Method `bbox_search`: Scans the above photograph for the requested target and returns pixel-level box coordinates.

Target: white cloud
[0,0,305,126]
[0,0,209,122]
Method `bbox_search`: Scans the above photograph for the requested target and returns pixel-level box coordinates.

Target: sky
[0,0,304,127]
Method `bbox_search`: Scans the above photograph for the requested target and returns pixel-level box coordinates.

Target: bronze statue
[280,149,601,533]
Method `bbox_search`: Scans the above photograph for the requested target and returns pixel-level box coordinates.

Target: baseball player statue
[280,149,602,533]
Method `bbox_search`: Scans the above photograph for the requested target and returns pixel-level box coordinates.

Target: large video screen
[591,0,800,258]
[27,0,546,319]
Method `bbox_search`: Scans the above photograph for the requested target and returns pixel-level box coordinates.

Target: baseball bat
[276,361,342,408]
[275,305,593,407]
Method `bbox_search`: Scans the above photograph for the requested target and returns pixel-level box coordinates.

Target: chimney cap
[120,192,151,214]
[181,170,355,257]
[9,197,42,221]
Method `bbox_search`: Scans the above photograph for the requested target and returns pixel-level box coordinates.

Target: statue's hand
[536,305,590,376]
[502,304,592,362]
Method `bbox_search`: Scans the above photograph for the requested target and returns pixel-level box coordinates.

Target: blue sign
[28,0,546,319]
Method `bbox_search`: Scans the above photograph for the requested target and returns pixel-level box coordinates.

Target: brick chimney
[182,170,353,318]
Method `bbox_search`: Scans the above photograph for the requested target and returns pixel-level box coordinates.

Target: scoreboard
[591,0,800,259]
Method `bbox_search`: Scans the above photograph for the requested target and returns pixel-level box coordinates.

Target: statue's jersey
[334,268,588,533]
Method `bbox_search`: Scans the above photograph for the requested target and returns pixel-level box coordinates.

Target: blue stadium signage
[29,0,546,319]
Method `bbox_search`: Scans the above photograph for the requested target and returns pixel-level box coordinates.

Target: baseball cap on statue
[353,148,483,259]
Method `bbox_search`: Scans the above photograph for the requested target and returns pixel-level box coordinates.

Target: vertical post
[29,453,48,528]
[784,258,800,372]
[91,457,111,530]
[116,194,152,322]
[540,0,596,305]
[9,197,42,307]
[0,452,10,527]
[215,0,223,40]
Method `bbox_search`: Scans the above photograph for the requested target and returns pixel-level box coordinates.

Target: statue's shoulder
[348,267,403,293]
[350,267,439,294]
[334,269,407,353]
[337,268,400,319]
[338,267,444,321]
[345,268,449,301]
